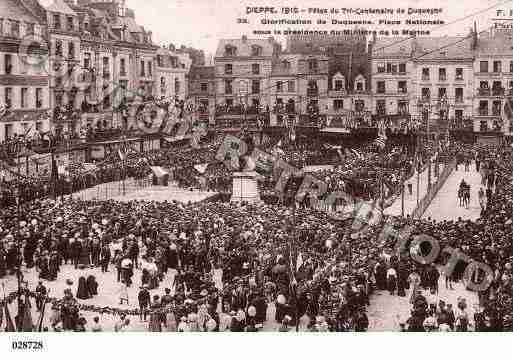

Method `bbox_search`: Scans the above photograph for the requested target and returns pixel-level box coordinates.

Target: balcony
[438,75,447,82]
[120,70,127,77]
[492,108,501,116]
[477,88,491,96]
[478,108,489,116]
[455,75,464,81]
[5,64,12,74]
[307,89,319,97]
[492,88,505,96]
[455,96,464,103]
[103,71,110,79]
[421,75,430,81]
[398,88,408,94]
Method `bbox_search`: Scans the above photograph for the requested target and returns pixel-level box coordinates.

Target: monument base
[231,171,260,203]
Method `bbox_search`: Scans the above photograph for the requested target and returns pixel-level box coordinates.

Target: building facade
[371,37,412,129]
[473,30,513,135]
[156,46,189,102]
[411,36,474,136]
[214,36,281,126]
[188,65,215,124]
[0,0,50,141]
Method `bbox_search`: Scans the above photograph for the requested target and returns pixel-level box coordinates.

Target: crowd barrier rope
[411,158,457,219]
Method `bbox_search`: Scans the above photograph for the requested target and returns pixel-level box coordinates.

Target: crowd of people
[3,126,513,332]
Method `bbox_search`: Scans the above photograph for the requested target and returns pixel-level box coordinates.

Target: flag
[296,252,304,271]
[4,300,15,332]
[374,122,387,150]
[351,149,363,160]
[22,296,33,332]
[194,163,209,174]
[505,98,513,120]
[118,148,125,161]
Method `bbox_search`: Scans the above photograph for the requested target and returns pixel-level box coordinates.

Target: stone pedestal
[231,171,260,203]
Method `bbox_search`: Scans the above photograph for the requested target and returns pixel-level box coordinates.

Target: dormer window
[354,74,366,93]
[251,45,262,56]
[332,72,345,91]
[225,45,237,57]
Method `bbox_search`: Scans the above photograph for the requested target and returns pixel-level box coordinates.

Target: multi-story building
[371,37,412,129]
[412,36,474,137]
[68,0,158,131]
[473,29,513,136]
[370,35,474,136]
[188,65,215,124]
[284,33,371,128]
[214,36,281,126]
[0,0,50,141]
[156,46,189,102]
[43,0,81,133]
[269,54,300,126]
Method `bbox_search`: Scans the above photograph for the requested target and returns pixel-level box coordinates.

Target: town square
[0,0,513,334]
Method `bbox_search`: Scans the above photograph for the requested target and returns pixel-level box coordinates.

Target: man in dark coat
[70,239,82,269]
[138,285,151,321]
[100,244,111,273]
[35,281,47,312]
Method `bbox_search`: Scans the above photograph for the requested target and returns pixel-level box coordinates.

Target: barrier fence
[411,158,457,219]
[69,177,152,201]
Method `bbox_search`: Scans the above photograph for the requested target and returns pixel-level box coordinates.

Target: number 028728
[11,341,44,350]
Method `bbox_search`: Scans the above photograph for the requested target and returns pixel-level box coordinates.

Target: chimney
[471,21,478,51]
[410,35,418,58]
[242,35,248,43]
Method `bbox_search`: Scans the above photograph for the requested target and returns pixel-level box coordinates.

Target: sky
[39,0,509,61]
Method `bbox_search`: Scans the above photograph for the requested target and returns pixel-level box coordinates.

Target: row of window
[3,88,44,109]
[82,54,132,78]
[160,77,181,94]
[377,62,407,74]
[477,80,513,95]
[54,40,76,59]
[478,60,513,73]
[420,67,464,81]
[419,87,464,102]
[478,100,504,116]
[376,81,408,94]
[224,45,262,57]
[223,79,261,94]
[51,14,75,32]
[223,59,319,75]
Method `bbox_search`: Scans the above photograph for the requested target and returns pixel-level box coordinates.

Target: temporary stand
[231,171,260,203]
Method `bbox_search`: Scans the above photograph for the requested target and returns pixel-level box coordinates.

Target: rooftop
[215,37,279,58]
